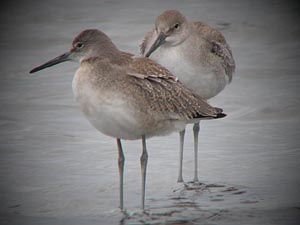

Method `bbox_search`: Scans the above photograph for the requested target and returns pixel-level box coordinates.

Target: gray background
[1,0,300,224]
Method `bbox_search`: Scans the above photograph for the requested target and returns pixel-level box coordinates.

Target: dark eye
[174,23,180,29]
[76,42,84,48]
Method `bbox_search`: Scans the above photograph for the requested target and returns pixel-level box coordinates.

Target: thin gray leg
[117,138,125,210]
[177,129,185,183]
[140,135,148,210]
[193,122,200,182]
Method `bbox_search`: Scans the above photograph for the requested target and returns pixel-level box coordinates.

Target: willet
[140,10,235,183]
[30,29,226,210]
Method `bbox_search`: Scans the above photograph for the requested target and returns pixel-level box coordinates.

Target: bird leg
[177,129,186,183]
[193,122,200,183]
[140,135,148,210]
[117,138,125,210]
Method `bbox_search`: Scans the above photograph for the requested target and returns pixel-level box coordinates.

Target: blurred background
[0,0,300,224]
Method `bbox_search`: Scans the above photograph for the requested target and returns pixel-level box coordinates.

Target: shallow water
[1,0,300,224]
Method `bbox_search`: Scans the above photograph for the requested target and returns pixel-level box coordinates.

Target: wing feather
[127,57,221,120]
[193,21,235,83]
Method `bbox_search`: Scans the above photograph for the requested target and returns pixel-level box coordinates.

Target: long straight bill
[30,52,71,73]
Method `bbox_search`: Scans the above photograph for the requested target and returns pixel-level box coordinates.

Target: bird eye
[76,42,84,48]
[174,23,180,29]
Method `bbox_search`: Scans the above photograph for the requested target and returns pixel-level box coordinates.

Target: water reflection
[118,182,256,224]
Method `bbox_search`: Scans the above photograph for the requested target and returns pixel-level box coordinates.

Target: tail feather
[214,107,227,119]
[194,107,226,119]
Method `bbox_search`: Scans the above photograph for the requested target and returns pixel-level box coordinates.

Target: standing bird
[30,29,226,210]
[140,10,235,183]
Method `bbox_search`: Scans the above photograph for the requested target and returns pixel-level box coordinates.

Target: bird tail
[193,107,226,120]
[214,107,227,119]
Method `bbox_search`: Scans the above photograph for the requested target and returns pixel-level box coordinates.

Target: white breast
[72,70,144,140]
[149,44,228,99]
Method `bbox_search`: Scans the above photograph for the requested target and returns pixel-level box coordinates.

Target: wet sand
[1,0,300,224]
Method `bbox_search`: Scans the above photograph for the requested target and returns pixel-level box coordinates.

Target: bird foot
[177,178,184,183]
[184,181,206,191]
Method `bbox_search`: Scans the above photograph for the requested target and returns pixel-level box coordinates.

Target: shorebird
[30,29,226,210]
[140,10,235,183]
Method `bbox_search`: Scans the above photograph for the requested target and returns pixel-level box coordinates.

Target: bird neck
[83,44,122,64]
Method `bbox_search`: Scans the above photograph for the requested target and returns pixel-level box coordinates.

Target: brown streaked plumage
[140,10,235,183]
[29,29,225,211]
